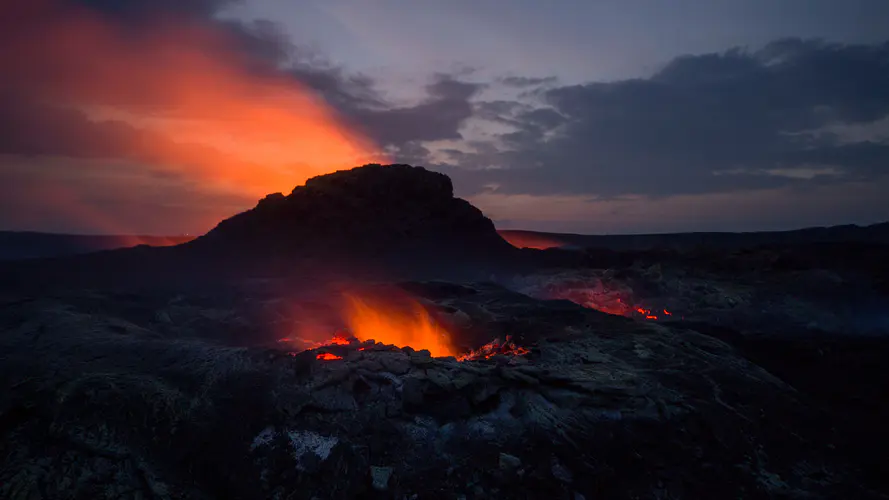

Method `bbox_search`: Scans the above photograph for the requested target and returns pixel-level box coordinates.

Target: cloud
[467,175,889,234]
[498,76,558,88]
[1,0,483,154]
[73,0,236,19]
[347,76,485,147]
[4,1,887,234]
[435,39,889,203]
[0,0,484,233]
[0,155,254,234]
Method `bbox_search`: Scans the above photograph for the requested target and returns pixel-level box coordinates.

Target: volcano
[0,164,522,289]
[2,164,889,499]
[183,164,519,278]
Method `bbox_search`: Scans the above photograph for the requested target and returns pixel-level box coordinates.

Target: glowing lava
[498,231,567,250]
[341,292,457,358]
[526,279,671,322]
[292,291,532,362]
[327,333,353,346]
[316,353,343,361]
[457,336,530,361]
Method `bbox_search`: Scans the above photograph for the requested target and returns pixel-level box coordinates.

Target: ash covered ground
[1,165,888,499]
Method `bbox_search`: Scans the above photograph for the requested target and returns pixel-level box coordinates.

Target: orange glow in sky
[1,0,386,234]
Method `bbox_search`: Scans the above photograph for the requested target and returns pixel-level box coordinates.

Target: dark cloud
[347,76,485,147]
[437,38,889,199]
[72,0,237,20]
[499,76,558,88]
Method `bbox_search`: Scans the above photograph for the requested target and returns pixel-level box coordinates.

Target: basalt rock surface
[0,282,883,499]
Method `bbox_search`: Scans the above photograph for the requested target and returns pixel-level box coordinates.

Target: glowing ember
[457,336,530,361]
[327,333,353,346]
[316,353,343,361]
[636,307,659,320]
[517,275,678,322]
[342,292,458,358]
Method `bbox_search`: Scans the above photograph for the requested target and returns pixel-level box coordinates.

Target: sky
[1,0,888,235]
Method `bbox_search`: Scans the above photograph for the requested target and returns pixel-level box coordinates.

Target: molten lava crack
[316,352,343,361]
[457,336,531,361]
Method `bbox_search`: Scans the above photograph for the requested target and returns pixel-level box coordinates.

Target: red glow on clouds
[0,0,386,234]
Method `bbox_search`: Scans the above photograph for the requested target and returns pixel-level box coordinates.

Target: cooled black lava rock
[2,283,885,499]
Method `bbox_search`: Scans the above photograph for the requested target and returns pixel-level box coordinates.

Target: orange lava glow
[635,307,659,320]
[316,353,343,361]
[3,0,386,234]
[457,336,530,361]
[341,292,457,358]
[536,282,669,322]
[497,231,567,250]
[327,333,353,346]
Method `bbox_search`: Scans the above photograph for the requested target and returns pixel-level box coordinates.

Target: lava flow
[307,291,530,362]
[316,353,343,361]
[326,333,352,346]
[530,280,672,321]
[341,292,458,358]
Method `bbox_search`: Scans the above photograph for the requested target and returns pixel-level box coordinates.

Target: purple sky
[2,0,888,234]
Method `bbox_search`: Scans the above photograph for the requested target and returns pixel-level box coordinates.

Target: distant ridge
[0,231,194,261]
[499,222,889,251]
[5,221,889,262]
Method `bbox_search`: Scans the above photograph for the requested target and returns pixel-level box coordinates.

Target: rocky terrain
[1,164,888,499]
[0,233,193,261]
[2,282,884,499]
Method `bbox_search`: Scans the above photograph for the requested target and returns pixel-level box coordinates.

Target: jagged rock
[423,368,454,389]
[1,283,887,499]
[499,453,522,473]
[378,353,411,375]
[551,459,573,483]
[499,367,539,386]
[370,466,393,491]
[309,387,358,412]
[401,376,425,408]
[410,350,434,366]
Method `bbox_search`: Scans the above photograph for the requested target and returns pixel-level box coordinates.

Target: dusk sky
[2,0,888,235]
